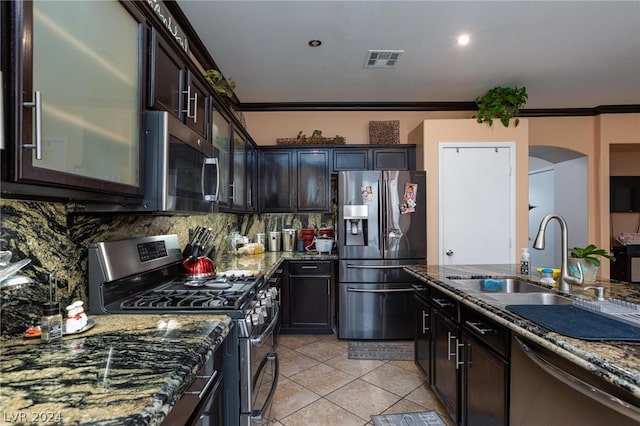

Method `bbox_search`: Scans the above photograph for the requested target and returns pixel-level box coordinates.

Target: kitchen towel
[506,304,640,341]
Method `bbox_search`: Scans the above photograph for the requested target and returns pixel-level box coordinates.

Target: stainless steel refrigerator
[337,170,427,340]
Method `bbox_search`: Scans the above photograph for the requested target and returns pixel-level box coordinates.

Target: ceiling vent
[364,50,404,68]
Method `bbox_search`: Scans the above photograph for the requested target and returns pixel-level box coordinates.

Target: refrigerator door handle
[346,287,415,294]
[346,264,410,270]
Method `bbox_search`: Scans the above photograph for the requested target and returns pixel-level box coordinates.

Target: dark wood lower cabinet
[432,310,461,423]
[461,330,509,426]
[414,296,432,382]
[417,287,510,426]
[281,261,335,334]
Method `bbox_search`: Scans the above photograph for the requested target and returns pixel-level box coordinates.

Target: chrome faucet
[533,213,583,294]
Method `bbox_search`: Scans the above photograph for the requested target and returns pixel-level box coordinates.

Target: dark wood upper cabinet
[149,31,183,117]
[149,29,210,142]
[259,150,296,212]
[297,150,331,212]
[2,0,147,200]
[372,147,411,170]
[333,149,369,171]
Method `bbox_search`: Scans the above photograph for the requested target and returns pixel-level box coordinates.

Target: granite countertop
[214,250,338,279]
[405,264,640,400]
[0,314,232,425]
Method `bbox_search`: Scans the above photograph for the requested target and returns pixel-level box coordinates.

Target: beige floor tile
[389,359,421,373]
[278,334,323,350]
[271,378,321,421]
[324,352,385,377]
[361,363,426,397]
[280,398,366,426]
[326,379,401,421]
[404,384,451,419]
[295,339,348,362]
[380,398,428,415]
[277,348,321,377]
[289,362,355,396]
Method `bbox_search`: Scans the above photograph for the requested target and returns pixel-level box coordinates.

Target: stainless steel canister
[255,233,266,246]
[282,228,296,252]
[268,231,281,252]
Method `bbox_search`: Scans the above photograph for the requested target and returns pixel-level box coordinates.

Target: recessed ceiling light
[308,40,322,47]
[457,34,471,46]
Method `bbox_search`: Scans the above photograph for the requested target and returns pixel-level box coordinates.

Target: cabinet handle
[433,298,453,309]
[183,86,197,121]
[301,265,318,270]
[229,182,235,201]
[447,332,455,361]
[464,320,495,335]
[422,310,430,333]
[456,341,464,370]
[23,90,43,160]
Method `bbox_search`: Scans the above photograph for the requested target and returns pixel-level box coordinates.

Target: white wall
[528,158,556,268]
[555,157,588,249]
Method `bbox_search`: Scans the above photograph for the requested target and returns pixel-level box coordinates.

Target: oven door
[240,304,279,425]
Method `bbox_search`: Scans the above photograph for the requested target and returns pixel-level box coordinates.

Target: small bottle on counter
[41,302,63,342]
[520,248,531,276]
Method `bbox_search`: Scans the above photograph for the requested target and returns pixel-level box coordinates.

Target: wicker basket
[276,137,346,145]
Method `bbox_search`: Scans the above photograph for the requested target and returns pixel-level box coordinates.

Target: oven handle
[346,287,415,294]
[250,303,279,346]
[250,352,279,423]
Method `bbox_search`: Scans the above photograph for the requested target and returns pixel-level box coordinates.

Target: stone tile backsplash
[0,198,331,336]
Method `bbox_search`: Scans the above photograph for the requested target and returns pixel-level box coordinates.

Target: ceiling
[176,1,640,110]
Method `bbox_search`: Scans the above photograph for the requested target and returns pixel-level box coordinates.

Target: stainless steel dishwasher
[510,335,640,426]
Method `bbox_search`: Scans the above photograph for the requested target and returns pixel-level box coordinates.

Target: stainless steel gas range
[88,234,279,426]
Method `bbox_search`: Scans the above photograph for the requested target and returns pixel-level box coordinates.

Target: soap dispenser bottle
[520,248,531,276]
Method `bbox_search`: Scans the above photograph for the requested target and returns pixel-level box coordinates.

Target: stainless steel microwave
[78,110,219,214]
[142,111,219,213]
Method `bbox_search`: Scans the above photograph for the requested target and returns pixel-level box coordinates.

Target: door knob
[446,249,454,256]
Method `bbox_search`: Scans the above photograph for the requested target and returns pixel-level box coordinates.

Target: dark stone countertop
[0,251,333,424]
[214,250,338,279]
[405,264,640,401]
[0,314,232,425]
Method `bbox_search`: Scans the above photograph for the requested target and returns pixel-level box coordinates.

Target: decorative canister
[282,228,296,252]
[268,231,281,252]
[255,233,266,245]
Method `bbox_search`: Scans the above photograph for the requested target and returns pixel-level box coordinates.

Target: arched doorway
[528,146,588,269]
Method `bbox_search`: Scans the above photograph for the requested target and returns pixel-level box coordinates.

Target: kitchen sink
[448,278,549,294]
[480,292,573,306]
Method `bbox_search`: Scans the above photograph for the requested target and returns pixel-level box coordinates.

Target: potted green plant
[205,69,236,98]
[568,244,616,283]
[475,86,528,127]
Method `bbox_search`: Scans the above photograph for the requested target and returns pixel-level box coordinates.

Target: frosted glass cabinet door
[232,130,246,210]
[21,0,144,193]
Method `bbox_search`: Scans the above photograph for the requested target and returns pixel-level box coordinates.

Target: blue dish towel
[481,279,504,291]
[506,305,640,341]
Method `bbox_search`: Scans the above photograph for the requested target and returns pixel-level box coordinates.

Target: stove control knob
[251,312,263,325]
[260,297,272,308]
[268,287,279,300]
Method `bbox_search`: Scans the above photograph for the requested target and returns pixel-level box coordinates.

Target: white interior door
[439,143,515,265]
